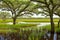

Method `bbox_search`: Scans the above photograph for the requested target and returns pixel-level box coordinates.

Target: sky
[31,14,59,18]
[0,9,59,18]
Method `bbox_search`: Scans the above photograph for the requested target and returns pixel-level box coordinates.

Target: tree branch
[15,3,23,12]
[30,0,45,4]
[16,2,31,17]
[3,1,14,16]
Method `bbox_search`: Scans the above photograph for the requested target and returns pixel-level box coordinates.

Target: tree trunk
[49,14,55,40]
[13,17,16,25]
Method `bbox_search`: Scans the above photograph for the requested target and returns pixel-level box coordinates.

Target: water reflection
[42,32,60,40]
[0,35,4,40]
[6,22,51,27]
[37,23,50,27]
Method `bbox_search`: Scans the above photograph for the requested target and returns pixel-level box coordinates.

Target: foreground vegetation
[0,22,60,40]
[0,18,59,40]
[0,23,59,34]
[0,23,44,40]
[0,23,46,40]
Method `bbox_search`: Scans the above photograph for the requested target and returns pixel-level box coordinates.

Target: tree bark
[12,11,16,25]
[13,17,16,25]
[49,13,55,40]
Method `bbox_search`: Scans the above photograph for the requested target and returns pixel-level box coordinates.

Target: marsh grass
[0,18,59,23]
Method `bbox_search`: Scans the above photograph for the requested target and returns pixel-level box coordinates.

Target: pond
[6,22,51,26]
[43,32,57,40]
[40,32,60,40]
[37,22,50,27]
[6,22,57,28]
[0,35,4,40]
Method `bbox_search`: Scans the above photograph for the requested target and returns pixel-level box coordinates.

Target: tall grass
[0,24,46,40]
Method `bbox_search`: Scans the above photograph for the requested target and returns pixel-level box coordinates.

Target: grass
[0,18,59,23]
[0,18,60,39]
[40,24,60,32]
[0,24,37,33]
[0,23,60,40]
[0,23,50,33]
[15,18,59,22]
[0,24,37,29]
[0,23,46,39]
[0,29,17,33]
[0,24,59,33]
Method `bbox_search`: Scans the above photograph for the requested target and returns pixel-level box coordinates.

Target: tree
[30,0,60,40]
[0,0,41,25]
[0,0,31,25]
[0,12,11,21]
